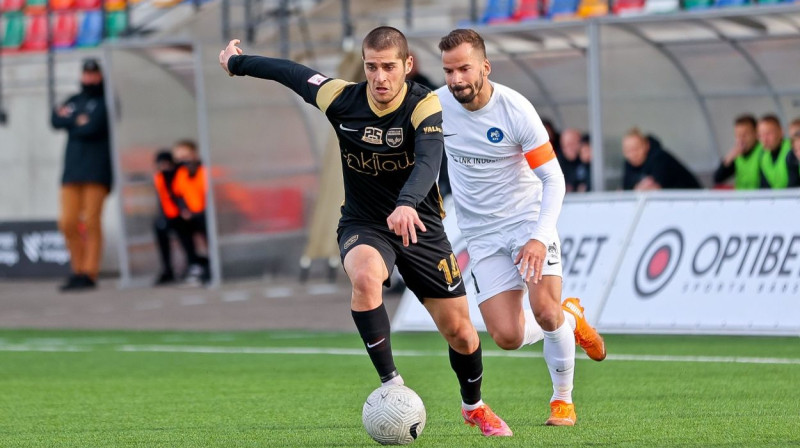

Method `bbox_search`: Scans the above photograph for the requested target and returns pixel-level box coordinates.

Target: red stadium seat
[21,13,47,51]
[74,0,100,9]
[53,11,78,48]
[613,0,645,14]
[1,0,25,11]
[50,0,75,10]
[513,0,543,20]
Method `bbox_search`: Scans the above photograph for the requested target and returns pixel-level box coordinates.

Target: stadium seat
[2,11,25,50]
[53,11,78,48]
[613,0,645,14]
[76,9,102,47]
[24,0,46,12]
[714,0,749,6]
[682,0,713,9]
[105,10,127,39]
[74,0,100,9]
[481,0,515,23]
[20,12,47,51]
[577,0,609,16]
[50,0,75,10]
[512,0,542,20]
[757,0,794,3]
[104,0,125,11]
[644,0,679,13]
[548,0,579,19]
[1,0,25,11]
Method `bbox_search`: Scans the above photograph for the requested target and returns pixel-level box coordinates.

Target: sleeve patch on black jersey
[423,126,442,134]
[307,74,328,85]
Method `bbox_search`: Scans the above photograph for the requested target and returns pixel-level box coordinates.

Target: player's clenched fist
[219,39,243,76]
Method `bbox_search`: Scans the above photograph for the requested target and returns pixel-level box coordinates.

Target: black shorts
[337,221,467,301]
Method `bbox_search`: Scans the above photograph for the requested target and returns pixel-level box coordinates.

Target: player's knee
[349,269,383,299]
[58,217,79,238]
[441,322,477,352]
[489,330,522,351]
[534,306,562,330]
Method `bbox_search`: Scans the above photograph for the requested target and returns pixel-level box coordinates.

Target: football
[362,385,426,445]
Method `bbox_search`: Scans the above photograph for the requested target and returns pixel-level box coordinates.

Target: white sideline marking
[0,344,798,366]
[114,345,800,365]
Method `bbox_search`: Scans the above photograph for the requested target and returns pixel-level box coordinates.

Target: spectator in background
[787,129,800,188]
[152,150,181,285]
[788,117,800,141]
[559,128,582,193]
[757,114,792,189]
[51,58,111,292]
[542,118,562,161]
[713,114,763,190]
[574,133,592,192]
[171,140,210,285]
[622,128,701,191]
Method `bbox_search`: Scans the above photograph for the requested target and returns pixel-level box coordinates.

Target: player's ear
[484,59,491,77]
[406,55,413,75]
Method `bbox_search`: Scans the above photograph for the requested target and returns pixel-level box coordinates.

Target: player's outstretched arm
[219,38,339,108]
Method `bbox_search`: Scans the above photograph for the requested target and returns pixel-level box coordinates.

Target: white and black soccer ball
[362,385,426,445]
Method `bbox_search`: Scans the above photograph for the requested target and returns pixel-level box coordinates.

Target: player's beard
[450,73,484,104]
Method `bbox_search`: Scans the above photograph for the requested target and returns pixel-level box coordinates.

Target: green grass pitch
[1,330,798,447]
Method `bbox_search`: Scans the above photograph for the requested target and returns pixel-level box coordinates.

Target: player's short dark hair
[362,26,409,61]
[174,139,197,152]
[438,29,486,59]
[734,114,756,129]
[759,114,782,128]
[155,149,173,163]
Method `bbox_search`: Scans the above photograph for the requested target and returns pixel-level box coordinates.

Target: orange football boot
[562,297,607,361]
[462,404,513,436]
[545,400,577,426]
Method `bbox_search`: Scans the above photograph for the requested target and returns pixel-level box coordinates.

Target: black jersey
[228,55,446,230]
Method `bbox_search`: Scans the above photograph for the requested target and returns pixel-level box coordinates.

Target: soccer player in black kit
[219,26,511,436]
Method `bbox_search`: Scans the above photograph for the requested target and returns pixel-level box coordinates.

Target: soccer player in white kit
[436,29,606,426]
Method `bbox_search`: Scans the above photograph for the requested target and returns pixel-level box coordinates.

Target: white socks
[520,309,545,347]
[543,321,575,403]
[381,375,404,387]
[519,309,576,348]
[462,399,484,411]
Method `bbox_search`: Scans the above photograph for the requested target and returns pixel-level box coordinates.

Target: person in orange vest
[152,150,180,285]
[170,139,209,285]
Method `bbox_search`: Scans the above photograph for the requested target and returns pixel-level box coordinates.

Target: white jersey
[436,82,554,239]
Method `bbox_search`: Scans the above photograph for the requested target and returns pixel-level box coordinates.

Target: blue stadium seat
[714,0,749,6]
[548,0,580,18]
[482,0,515,23]
[76,10,103,47]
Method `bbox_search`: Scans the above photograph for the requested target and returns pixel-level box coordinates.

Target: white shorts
[465,221,562,305]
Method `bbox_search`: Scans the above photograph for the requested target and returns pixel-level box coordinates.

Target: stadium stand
[512,0,542,20]
[20,12,46,51]
[481,0,515,23]
[2,12,25,50]
[53,11,78,48]
[51,0,76,10]
[612,0,645,14]
[548,0,580,19]
[1,0,24,10]
[75,9,103,47]
[578,0,610,16]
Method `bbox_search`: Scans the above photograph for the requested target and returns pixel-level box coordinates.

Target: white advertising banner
[393,196,638,331]
[599,195,800,335]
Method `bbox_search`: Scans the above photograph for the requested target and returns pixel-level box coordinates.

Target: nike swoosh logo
[443,133,457,137]
[339,124,359,132]
[447,279,463,292]
[467,373,482,383]
[547,260,560,266]
[366,337,386,349]
[555,368,570,373]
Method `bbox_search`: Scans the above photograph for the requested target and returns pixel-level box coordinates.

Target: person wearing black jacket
[50,58,112,292]
[622,128,701,190]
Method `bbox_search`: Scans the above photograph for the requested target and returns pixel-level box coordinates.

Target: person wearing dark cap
[51,58,112,292]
